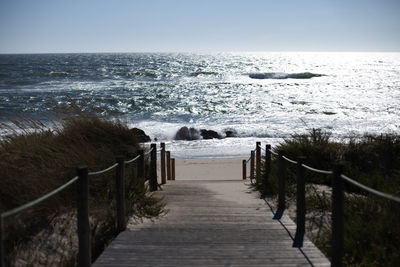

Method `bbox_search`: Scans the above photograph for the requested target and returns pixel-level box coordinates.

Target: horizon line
[1,50,400,55]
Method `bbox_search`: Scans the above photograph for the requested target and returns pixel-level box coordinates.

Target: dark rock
[189,128,201,140]
[175,127,189,140]
[200,129,222,140]
[175,127,201,140]
[225,129,237,138]
[130,127,151,143]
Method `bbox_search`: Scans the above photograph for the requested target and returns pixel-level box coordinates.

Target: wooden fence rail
[0,142,175,267]
[243,142,400,267]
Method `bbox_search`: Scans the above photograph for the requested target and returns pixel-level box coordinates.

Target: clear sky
[0,0,399,53]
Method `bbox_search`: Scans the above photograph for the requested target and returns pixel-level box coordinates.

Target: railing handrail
[249,141,400,266]
[124,155,141,165]
[341,174,400,203]
[269,148,278,156]
[282,155,298,165]
[255,142,400,203]
[1,142,172,267]
[302,163,333,175]
[1,175,79,219]
[88,163,119,176]
[257,144,278,156]
[144,147,154,156]
[4,152,148,218]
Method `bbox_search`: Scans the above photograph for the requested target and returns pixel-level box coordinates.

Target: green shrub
[258,129,400,266]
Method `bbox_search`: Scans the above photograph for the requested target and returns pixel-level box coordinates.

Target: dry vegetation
[0,109,163,266]
[259,129,400,266]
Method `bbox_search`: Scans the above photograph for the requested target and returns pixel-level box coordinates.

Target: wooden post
[332,164,344,267]
[150,144,158,192]
[296,157,306,235]
[250,150,255,181]
[171,158,176,180]
[264,144,271,189]
[242,159,246,180]
[0,216,3,267]
[278,150,286,210]
[76,166,91,267]
[115,156,126,232]
[256,142,261,184]
[137,149,144,179]
[160,143,166,184]
[166,151,171,181]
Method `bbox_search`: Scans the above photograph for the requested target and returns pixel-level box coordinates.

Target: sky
[0,0,399,53]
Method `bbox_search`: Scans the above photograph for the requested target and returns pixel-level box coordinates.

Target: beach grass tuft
[0,108,163,266]
[259,129,400,266]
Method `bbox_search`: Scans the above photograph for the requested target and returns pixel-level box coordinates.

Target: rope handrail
[88,163,119,176]
[341,174,400,203]
[246,157,251,164]
[269,149,278,156]
[144,147,154,156]
[302,164,333,175]
[1,176,79,219]
[258,144,279,157]
[125,155,141,164]
[256,142,400,204]
[157,147,163,152]
[251,140,400,265]
[258,144,266,151]
[282,155,298,165]
[259,142,399,203]
[0,142,167,266]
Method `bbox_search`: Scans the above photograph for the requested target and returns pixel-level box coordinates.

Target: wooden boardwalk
[94,178,329,266]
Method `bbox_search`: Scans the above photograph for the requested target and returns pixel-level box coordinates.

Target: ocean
[1,52,399,158]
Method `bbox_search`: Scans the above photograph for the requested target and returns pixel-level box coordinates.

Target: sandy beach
[173,157,244,181]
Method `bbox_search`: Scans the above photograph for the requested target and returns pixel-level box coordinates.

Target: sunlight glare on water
[1,52,399,157]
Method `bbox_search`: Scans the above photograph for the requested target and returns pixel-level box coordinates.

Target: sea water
[1,52,399,158]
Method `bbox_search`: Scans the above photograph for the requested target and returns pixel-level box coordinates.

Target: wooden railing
[243,142,400,267]
[0,142,176,267]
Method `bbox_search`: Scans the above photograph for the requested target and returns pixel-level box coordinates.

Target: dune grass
[0,110,163,266]
[258,129,400,266]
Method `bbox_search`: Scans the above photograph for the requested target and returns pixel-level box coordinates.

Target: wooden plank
[93,180,329,266]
